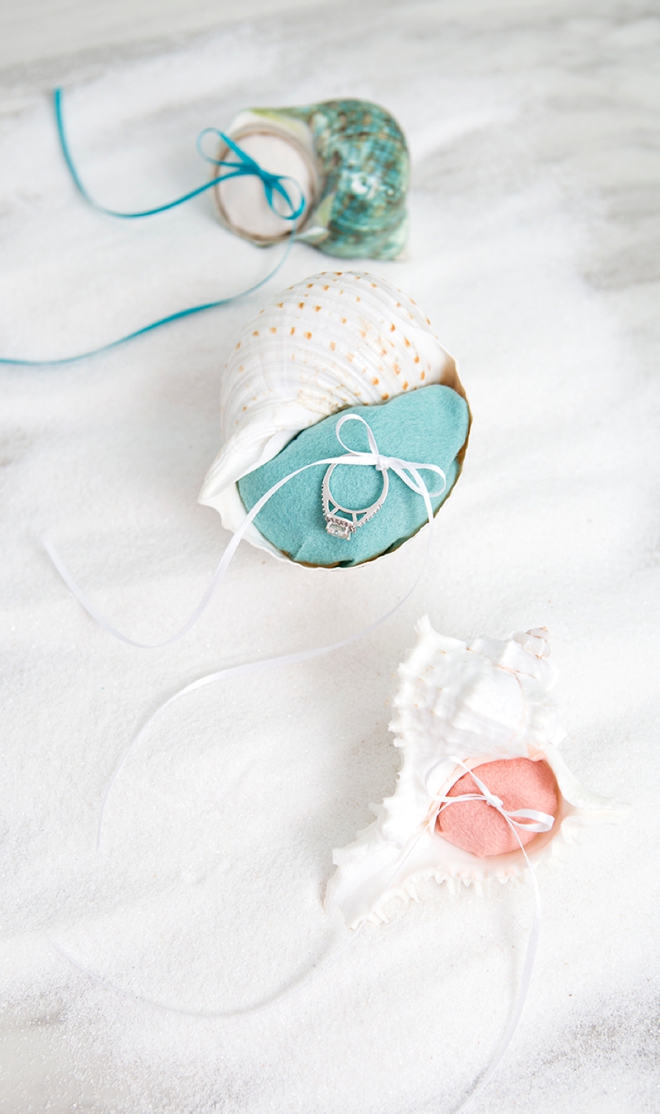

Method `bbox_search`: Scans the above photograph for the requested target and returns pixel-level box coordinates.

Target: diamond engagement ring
[321,462,389,539]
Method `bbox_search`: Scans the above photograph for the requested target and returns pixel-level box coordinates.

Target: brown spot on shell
[341,317,347,324]
[252,330,259,336]
[323,285,329,290]
[356,296,361,302]
[235,341,241,350]
[360,330,367,337]
[314,305,322,312]
[372,377,379,385]
[270,326,277,333]
[420,370,426,380]
[394,362,401,374]
[404,337,411,347]
[304,331,312,339]
[307,283,314,288]
[390,323,396,332]
[330,341,336,351]
[414,355,420,363]
[298,302,304,309]
[382,392,389,400]
[403,381,409,390]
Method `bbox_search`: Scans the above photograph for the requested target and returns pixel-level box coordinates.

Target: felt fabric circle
[215,130,314,243]
[436,758,559,857]
[237,385,470,567]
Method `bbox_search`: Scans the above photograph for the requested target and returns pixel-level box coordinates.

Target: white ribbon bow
[429,757,556,837]
[332,412,447,512]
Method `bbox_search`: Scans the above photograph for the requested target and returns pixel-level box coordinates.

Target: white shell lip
[198,271,469,565]
[324,617,625,928]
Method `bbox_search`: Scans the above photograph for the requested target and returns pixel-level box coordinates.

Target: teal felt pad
[237,385,469,567]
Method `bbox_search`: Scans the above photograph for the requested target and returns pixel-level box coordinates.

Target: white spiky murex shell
[325,617,623,928]
[198,271,468,560]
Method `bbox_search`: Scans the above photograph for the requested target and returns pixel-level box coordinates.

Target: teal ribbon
[0,90,305,367]
[53,87,305,222]
[0,236,294,367]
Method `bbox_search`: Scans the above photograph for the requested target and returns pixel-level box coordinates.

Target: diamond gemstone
[326,517,354,539]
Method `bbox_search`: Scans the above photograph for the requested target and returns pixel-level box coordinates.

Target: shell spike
[325,618,623,928]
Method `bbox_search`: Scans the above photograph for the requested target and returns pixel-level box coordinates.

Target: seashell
[324,618,623,928]
[214,100,409,259]
[198,270,470,564]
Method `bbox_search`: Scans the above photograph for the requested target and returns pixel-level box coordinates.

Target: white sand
[1,1,659,1111]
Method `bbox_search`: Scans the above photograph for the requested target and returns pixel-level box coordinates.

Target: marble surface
[1,1,659,1111]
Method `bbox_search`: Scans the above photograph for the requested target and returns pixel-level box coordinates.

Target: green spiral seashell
[279,99,410,260]
[222,99,410,260]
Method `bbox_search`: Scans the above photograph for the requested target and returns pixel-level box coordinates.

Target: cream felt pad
[437,758,560,857]
[214,131,315,242]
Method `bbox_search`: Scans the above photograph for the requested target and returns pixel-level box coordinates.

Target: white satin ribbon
[44,413,447,650]
[58,421,557,1106]
[430,758,553,1113]
[90,416,448,846]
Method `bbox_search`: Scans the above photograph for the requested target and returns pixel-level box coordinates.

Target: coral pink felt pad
[436,758,559,858]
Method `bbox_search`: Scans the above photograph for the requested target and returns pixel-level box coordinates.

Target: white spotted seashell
[325,617,623,928]
[198,271,467,559]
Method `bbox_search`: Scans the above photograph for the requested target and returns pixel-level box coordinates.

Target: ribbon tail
[1,220,296,367]
[447,774,545,1113]
[453,882,541,1113]
[94,461,436,841]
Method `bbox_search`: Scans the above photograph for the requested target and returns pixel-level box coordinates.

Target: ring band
[322,464,389,539]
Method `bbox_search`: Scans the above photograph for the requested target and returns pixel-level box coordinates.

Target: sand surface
[1,1,659,1111]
